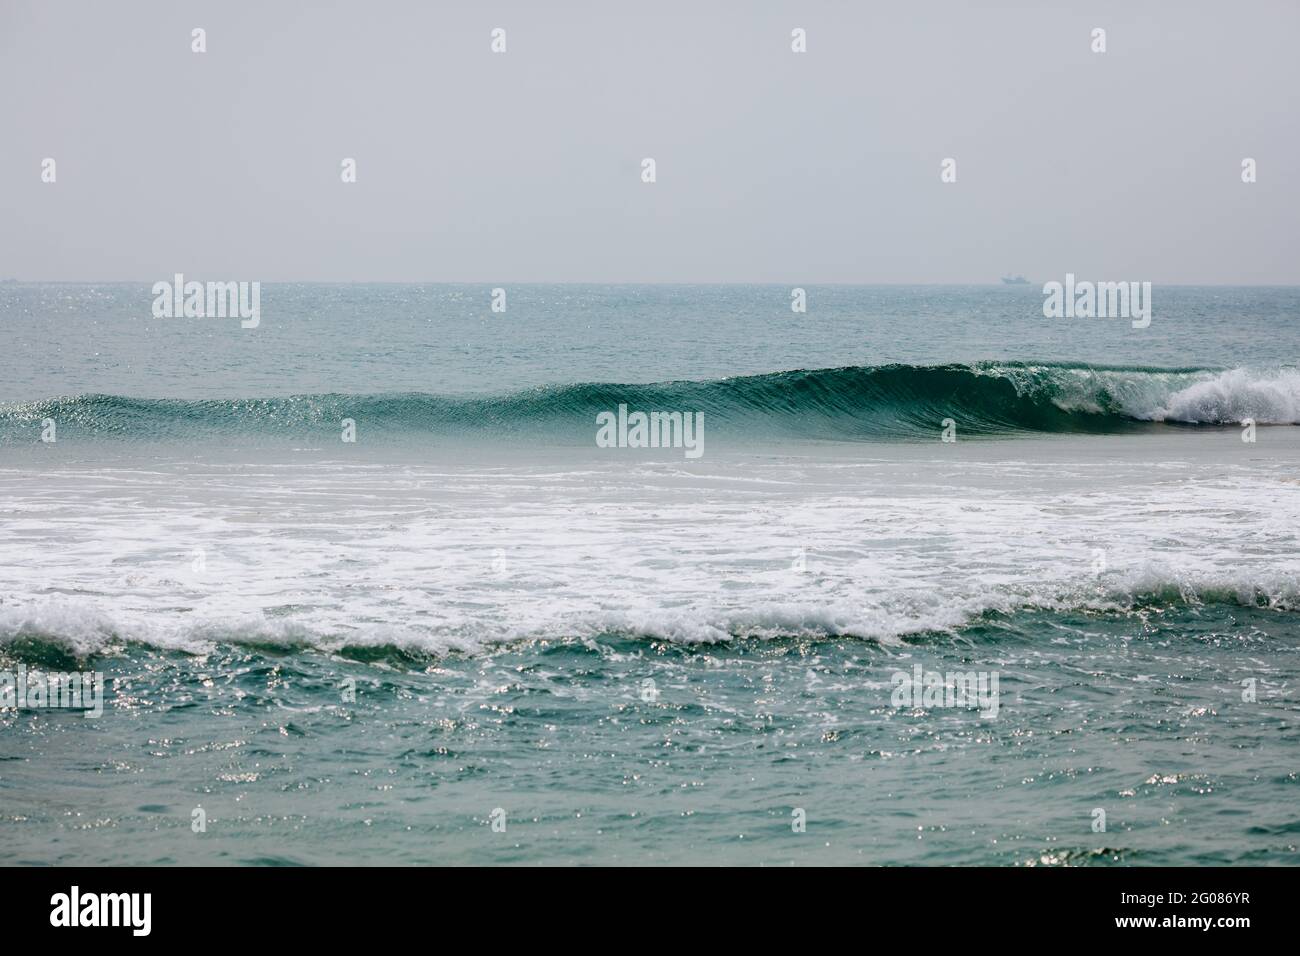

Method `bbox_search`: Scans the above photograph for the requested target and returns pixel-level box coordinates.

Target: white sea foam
[2,439,1298,657]
[1148,367,1300,424]
[1009,365,1300,424]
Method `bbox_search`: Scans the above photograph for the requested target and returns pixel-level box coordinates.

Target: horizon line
[5,280,1300,288]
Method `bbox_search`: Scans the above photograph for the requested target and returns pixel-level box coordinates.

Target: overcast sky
[2,0,1297,283]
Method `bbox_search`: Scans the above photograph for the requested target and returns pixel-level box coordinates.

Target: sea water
[1,283,1297,865]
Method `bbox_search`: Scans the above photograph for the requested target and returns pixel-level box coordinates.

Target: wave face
[2,363,1298,443]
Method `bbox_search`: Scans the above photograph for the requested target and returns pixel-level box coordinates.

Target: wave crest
[3,570,1297,661]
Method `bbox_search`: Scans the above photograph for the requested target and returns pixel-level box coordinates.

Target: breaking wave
[3,363,1298,443]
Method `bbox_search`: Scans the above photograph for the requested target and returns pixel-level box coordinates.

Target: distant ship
[1001,275,1030,285]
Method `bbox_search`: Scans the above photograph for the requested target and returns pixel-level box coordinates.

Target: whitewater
[2,429,1297,657]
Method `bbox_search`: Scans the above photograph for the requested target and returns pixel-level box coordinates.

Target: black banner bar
[0,866,1281,940]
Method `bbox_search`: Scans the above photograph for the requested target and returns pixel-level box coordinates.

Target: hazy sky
[2,0,1297,283]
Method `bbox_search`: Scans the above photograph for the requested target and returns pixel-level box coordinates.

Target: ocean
[1,283,1298,865]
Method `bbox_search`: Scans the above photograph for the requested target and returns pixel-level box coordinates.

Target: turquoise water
[7,608,1298,866]
[2,284,1298,865]
[3,284,1299,401]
